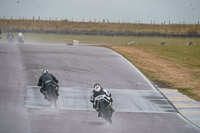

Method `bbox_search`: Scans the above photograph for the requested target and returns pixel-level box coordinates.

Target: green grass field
[1,32,200,45]
[106,43,200,101]
[1,32,134,44]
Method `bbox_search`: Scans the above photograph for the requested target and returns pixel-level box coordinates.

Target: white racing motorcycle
[94,94,113,123]
[18,32,24,44]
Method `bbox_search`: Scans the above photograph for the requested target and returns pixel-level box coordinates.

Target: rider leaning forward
[37,69,59,99]
[90,83,115,117]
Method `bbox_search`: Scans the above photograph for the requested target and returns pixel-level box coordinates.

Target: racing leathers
[37,72,59,98]
[90,87,114,117]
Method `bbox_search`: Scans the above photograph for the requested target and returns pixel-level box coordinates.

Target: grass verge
[106,44,200,101]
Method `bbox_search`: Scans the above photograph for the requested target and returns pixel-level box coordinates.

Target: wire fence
[1,16,199,25]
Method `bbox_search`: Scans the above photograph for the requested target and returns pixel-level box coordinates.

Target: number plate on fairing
[95,95,105,101]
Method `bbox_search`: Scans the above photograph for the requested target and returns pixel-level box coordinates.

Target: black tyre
[99,101,112,124]
[47,85,58,107]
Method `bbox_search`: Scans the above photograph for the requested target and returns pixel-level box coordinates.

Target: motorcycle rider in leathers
[7,31,14,42]
[90,83,115,117]
[37,69,59,99]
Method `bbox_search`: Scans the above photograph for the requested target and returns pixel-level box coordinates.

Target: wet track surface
[25,86,176,113]
[0,42,199,133]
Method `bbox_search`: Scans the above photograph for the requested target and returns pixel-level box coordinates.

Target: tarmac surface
[159,88,200,128]
[0,42,199,133]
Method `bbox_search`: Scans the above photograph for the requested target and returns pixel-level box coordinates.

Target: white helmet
[94,86,101,92]
[18,32,23,37]
[42,69,49,74]
[94,83,101,92]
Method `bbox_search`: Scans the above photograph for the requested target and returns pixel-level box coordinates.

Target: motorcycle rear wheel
[47,85,58,107]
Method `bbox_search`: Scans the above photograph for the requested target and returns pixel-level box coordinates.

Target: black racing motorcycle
[7,33,14,43]
[18,36,24,44]
[95,94,113,124]
[44,83,58,107]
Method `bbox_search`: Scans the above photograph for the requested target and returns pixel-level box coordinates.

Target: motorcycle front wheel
[99,102,112,124]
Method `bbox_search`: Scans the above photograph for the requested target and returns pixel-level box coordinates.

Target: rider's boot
[42,91,48,99]
[98,111,102,117]
[56,90,59,96]
[56,87,59,96]
[109,105,115,113]
[96,108,102,117]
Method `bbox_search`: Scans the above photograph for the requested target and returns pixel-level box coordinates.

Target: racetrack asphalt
[0,42,199,133]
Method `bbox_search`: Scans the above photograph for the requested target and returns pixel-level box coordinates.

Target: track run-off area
[0,42,199,133]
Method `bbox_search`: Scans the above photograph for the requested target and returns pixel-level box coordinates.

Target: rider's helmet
[94,83,102,92]
[18,32,23,38]
[42,69,49,74]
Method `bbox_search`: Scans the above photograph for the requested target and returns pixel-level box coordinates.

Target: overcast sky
[0,0,200,24]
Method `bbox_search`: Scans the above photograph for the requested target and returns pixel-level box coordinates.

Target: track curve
[0,42,199,133]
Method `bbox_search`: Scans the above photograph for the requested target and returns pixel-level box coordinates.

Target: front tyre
[100,102,112,124]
